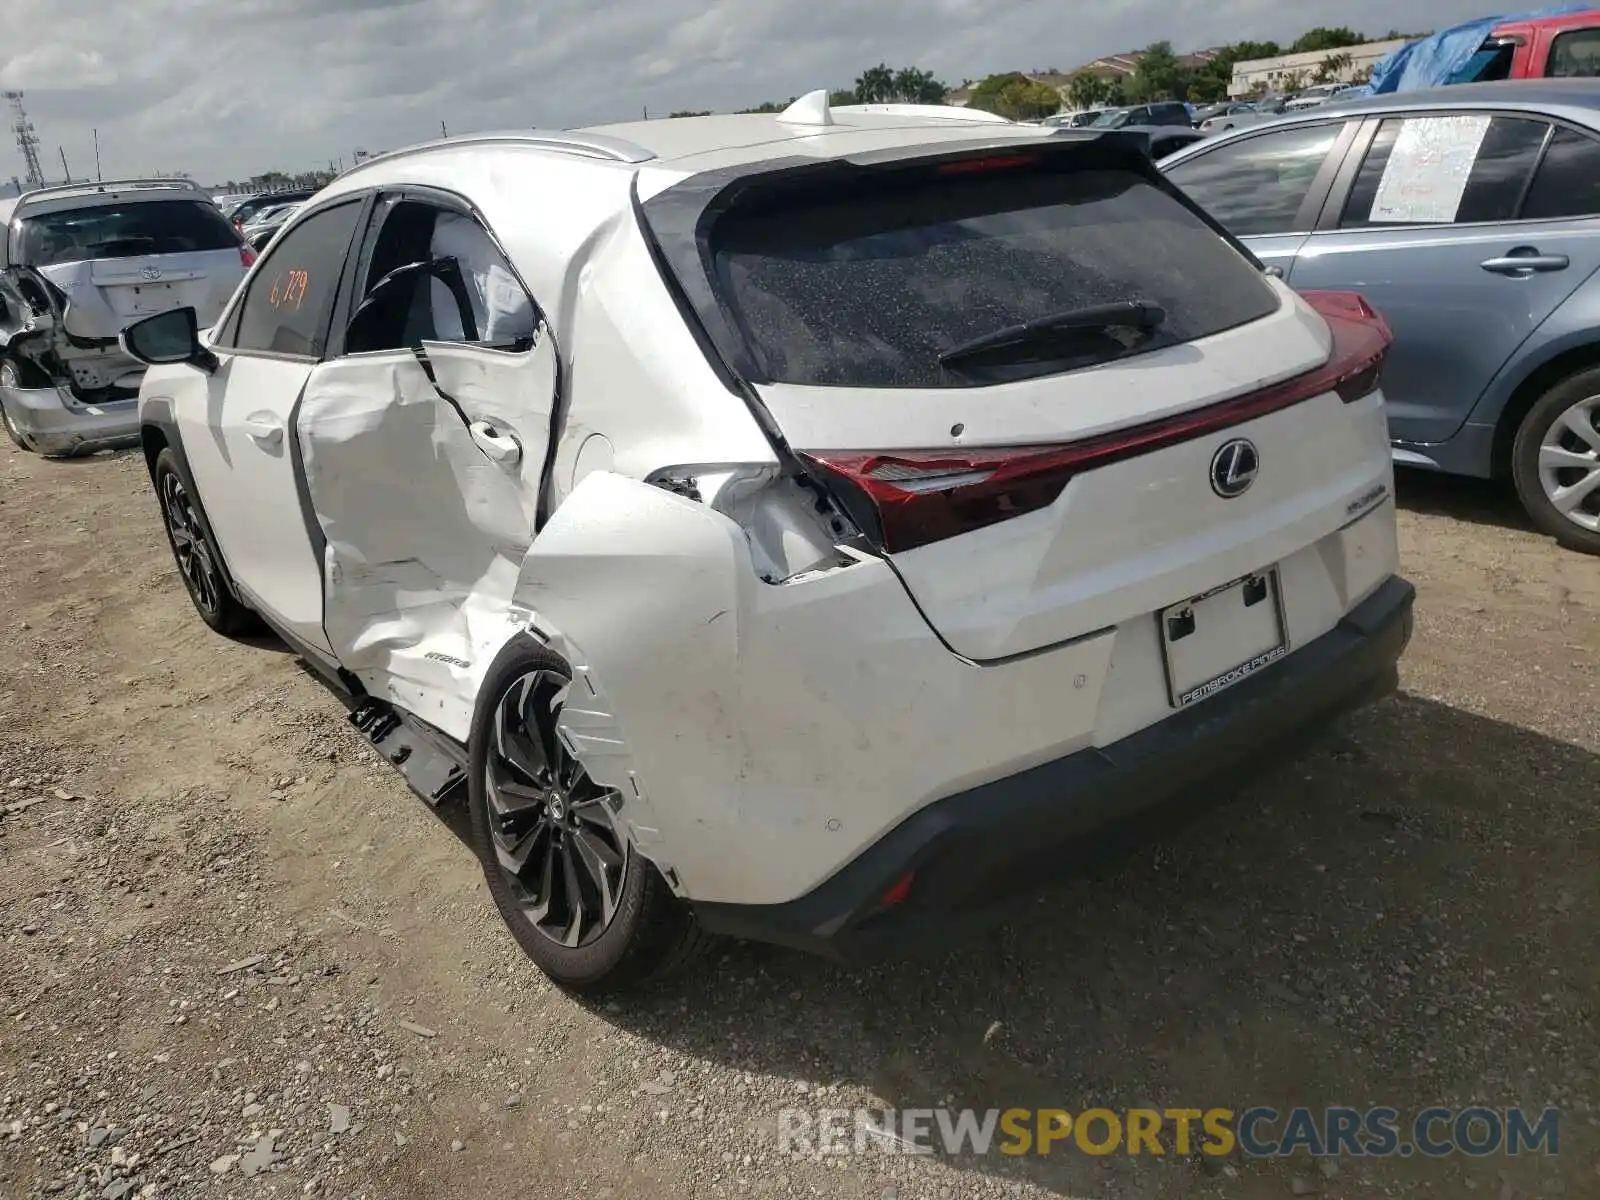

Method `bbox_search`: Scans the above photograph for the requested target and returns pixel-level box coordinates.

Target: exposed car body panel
[296,339,557,740]
[0,377,138,455]
[509,466,1398,907]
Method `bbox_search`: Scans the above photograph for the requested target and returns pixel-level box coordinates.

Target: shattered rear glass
[711,167,1280,388]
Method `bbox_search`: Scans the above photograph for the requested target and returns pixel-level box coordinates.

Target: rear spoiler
[633,129,1269,394]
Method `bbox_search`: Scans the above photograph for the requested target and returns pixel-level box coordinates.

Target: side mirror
[121,306,218,373]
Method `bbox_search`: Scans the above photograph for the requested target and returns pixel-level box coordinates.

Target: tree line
[1062,27,1430,113]
[685,27,1433,123]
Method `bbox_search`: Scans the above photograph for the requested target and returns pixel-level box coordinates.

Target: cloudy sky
[5,0,1496,184]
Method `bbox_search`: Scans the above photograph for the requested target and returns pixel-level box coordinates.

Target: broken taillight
[799,290,1391,554]
[239,245,257,268]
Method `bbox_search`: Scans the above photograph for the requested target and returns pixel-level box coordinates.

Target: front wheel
[152,447,262,635]
[467,636,712,994]
[1511,370,1600,556]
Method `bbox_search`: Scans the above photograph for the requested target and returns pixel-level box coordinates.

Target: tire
[0,358,39,452]
[467,635,713,995]
[152,447,263,635]
[1510,369,1600,556]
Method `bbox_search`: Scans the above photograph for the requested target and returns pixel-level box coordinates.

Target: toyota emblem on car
[1210,438,1259,498]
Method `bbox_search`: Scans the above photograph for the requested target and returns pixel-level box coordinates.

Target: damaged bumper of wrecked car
[691,577,1415,962]
[1,381,140,455]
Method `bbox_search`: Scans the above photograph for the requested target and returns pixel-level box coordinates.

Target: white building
[1229,38,1412,97]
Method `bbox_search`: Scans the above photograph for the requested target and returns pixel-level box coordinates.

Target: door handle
[1480,248,1570,275]
[468,419,521,464]
[242,415,283,446]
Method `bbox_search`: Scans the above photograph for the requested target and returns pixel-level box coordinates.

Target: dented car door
[294,195,555,737]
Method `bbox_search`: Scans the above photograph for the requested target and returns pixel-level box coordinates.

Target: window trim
[1162,118,1358,237]
[1315,107,1600,235]
[211,193,374,363]
[329,183,545,362]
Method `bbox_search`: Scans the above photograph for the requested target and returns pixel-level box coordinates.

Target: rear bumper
[693,574,1415,960]
[0,383,139,455]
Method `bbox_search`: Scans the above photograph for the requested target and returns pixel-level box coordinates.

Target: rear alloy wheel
[486,667,630,948]
[1512,371,1600,555]
[0,359,38,452]
[152,447,262,635]
[468,637,711,994]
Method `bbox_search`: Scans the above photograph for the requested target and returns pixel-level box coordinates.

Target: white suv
[122,95,1414,993]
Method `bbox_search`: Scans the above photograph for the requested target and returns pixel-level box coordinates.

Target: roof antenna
[777,89,834,127]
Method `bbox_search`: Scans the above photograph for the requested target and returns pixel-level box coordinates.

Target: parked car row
[239,201,306,251]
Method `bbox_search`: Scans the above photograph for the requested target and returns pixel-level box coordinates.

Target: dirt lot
[0,445,1596,1200]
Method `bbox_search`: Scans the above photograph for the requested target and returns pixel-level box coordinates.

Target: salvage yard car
[1161,79,1600,554]
[0,179,252,456]
[240,201,304,252]
[122,94,1414,993]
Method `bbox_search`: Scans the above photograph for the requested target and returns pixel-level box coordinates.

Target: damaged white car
[124,96,1414,994]
[0,179,251,456]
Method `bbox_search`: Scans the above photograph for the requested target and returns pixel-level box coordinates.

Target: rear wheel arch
[140,423,169,477]
[465,631,712,993]
[1490,340,1600,478]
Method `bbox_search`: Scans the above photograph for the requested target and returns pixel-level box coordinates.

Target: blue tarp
[1349,5,1594,95]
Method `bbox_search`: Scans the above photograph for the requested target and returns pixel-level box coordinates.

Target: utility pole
[93,128,102,181]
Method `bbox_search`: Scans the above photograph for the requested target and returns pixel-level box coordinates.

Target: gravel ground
[0,446,1596,1200]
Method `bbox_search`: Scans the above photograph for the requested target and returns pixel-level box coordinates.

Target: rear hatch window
[710,164,1279,388]
[15,200,240,268]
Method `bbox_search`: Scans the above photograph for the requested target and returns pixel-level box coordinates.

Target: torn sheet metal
[507,470,1123,907]
[295,340,555,740]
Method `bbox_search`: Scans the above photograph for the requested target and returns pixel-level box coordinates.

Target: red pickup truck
[1474,8,1600,78]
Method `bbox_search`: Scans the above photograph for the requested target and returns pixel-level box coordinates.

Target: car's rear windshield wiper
[937,300,1167,370]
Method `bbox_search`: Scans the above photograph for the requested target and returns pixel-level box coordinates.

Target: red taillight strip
[800,291,1391,554]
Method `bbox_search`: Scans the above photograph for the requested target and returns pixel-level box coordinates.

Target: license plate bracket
[1159,568,1288,708]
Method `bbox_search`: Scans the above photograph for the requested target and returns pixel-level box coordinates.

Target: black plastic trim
[1313,117,1380,231]
[692,575,1416,961]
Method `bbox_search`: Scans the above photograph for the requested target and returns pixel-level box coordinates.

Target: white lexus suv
[123,95,1414,994]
